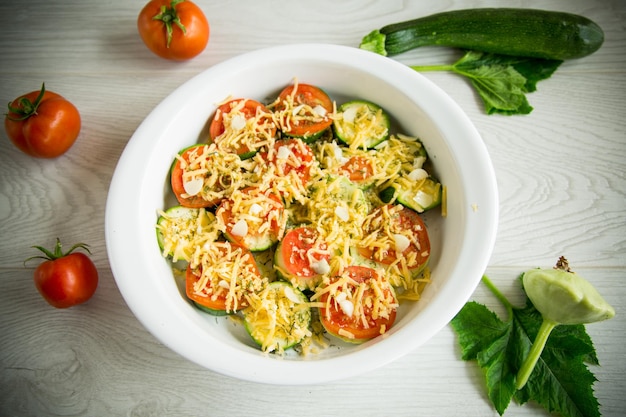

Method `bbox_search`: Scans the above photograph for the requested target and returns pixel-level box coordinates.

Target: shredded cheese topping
[212,98,276,155]
[157,81,441,355]
[311,267,398,338]
[156,208,219,262]
[176,144,246,204]
[243,283,312,354]
[269,78,333,138]
[335,102,389,149]
[190,241,267,313]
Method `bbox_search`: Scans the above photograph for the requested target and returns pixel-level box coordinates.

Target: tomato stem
[6,83,46,121]
[153,0,187,48]
[24,238,92,265]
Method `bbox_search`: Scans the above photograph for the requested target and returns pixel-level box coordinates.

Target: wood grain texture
[0,0,625,416]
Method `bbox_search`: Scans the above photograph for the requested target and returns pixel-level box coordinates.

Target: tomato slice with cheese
[209,98,276,158]
[274,226,331,290]
[339,155,375,184]
[216,186,286,251]
[315,265,398,343]
[170,144,244,208]
[185,242,265,314]
[256,138,317,201]
[273,83,333,141]
[357,204,430,277]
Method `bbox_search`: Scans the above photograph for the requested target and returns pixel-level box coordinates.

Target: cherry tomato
[137,0,209,60]
[4,83,81,158]
[27,239,99,308]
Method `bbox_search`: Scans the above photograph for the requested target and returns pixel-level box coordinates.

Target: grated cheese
[158,82,442,355]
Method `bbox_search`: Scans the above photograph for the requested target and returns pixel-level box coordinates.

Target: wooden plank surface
[1,1,624,416]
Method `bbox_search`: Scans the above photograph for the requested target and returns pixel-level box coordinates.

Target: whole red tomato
[27,239,99,309]
[137,0,209,60]
[4,83,81,158]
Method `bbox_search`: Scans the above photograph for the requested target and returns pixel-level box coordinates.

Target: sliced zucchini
[379,176,442,213]
[156,206,218,262]
[193,301,230,316]
[333,100,390,149]
[243,281,312,353]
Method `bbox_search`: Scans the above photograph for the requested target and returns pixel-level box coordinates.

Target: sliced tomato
[339,155,375,184]
[185,243,261,314]
[318,266,397,343]
[216,187,285,251]
[170,144,243,208]
[358,204,430,275]
[209,98,275,158]
[260,138,316,185]
[274,83,333,140]
[274,226,330,290]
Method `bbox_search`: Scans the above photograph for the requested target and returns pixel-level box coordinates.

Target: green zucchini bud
[522,257,615,325]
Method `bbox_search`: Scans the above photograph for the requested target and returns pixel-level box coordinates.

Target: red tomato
[28,239,98,308]
[216,187,285,250]
[339,155,375,183]
[319,266,397,343]
[274,83,334,139]
[185,243,260,313]
[170,144,242,208]
[358,204,430,275]
[170,145,212,208]
[4,84,81,158]
[209,98,276,158]
[261,138,315,185]
[274,226,330,289]
[137,0,209,60]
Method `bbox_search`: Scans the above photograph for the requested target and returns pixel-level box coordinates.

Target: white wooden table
[1,1,624,416]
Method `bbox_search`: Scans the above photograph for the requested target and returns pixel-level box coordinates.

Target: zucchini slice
[156,206,218,262]
[333,100,390,149]
[243,281,312,353]
[193,301,230,316]
[379,176,442,213]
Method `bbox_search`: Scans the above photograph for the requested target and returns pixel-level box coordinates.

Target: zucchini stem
[482,275,514,317]
[410,64,456,73]
[516,318,558,389]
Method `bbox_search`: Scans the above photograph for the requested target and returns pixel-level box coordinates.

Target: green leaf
[451,276,602,417]
[451,51,531,115]
[410,51,562,115]
[452,302,520,415]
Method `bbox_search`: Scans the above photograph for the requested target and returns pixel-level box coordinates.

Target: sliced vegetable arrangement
[451,258,615,417]
[360,8,604,115]
[156,80,442,354]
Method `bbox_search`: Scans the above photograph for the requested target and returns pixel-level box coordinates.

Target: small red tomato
[137,0,210,60]
[27,239,99,309]
[4,83,81,158]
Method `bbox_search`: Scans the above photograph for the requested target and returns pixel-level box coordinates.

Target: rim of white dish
[105,43,498,385]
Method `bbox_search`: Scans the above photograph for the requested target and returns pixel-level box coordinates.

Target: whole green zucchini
[360,8,604,60]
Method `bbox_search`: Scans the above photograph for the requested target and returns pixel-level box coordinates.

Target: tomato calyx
[25,238,92,265]
[153,0,187,48]
[6,83,46,122]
